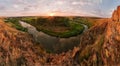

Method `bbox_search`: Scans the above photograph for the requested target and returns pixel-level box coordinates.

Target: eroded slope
[0,19,46,66]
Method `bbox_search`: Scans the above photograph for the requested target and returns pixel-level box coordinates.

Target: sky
[0,0,120,17]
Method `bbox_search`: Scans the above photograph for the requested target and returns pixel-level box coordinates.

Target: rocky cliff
[75,21,120,66]
[74,6,120,65]
[0,19,46,66]
[0,6,120,66]
[45,6,120,65]
[112,6,120,22]
[46,18,120,66]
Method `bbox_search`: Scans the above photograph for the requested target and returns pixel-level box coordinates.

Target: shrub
[48,17,70,27]
[5,18,27,32]
[74,18,93,28]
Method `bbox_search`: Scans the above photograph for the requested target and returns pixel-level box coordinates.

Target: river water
[19,21,88,53]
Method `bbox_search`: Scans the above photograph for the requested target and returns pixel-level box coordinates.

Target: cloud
[13,4,19,8]
[0,0,118,17]
[71,1,93,6]
[71,0,102,5]
[0,6,6,10]
[56,1,65,5]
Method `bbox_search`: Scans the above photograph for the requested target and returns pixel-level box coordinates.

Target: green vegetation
[4,16,94,38]
[40,23,84,38]
[73,17,93,28]
[22,17,70,27]
[22,17,85,38]
[4,18,27,32]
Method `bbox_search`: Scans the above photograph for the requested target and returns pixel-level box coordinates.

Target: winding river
[19,21,88,53]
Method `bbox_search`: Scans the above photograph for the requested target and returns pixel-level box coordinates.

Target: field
[5,16,97,38]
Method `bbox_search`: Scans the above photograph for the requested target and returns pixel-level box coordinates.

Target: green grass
[5,17,92,38]
[39,23,84,38]
[23,17,85,38]
[73,18,93,28]
[4,18,28,32]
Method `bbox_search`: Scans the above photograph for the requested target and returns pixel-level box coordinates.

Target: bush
[36,17,48,25]
[5,18,28,32]
[48,17,70,27]
[39,23,84,38]
[21,17,85,38]
[74,18,93,28]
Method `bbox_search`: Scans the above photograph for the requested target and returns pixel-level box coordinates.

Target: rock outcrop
[75,20,120,66]
[0,19,46,66]
[112,6,120,22]
[1,5,120,66]
[47,18,120,66]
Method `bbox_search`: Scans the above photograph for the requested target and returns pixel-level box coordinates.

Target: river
[19,21,88,53]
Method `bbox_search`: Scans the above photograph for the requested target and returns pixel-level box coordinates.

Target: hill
[0,19,46,66]
[0,6,120,66]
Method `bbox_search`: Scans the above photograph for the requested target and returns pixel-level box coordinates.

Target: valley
[0,4,120,66]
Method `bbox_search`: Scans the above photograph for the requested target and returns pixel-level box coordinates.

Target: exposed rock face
[47,18,120,65]
[1,5,120,66]
[78,21,120,65]
[0,19,81,66]
[0,19,46,66]
[112,10,118,21]
[112,6,120,22]
[102,22,120,65]
[117,6,120,21]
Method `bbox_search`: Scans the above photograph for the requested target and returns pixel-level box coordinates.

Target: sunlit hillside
[0,0,120,66]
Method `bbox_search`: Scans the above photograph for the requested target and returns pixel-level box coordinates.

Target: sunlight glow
[49,12,56,16]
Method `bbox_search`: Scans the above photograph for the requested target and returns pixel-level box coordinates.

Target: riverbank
[19,21,88,53]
